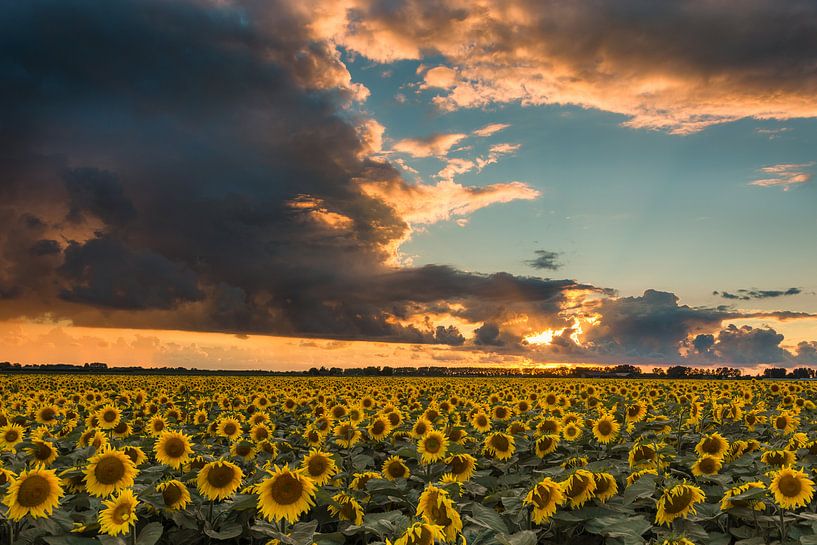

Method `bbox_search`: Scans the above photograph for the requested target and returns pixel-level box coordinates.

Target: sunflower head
[3,467,64,520]
[328,492,364,525]
[418,431,449,465]
[655,483,706,525]
[484,432,515,461]
[301,450,338,485]
[561,469,597,508]
[382,455,410,481]
[197,460,244,501]
[524,477,564,524]
[256,465,316,523]
[84,448,138,498]
[770,467,815,509]
[417,485,463,542]
[155,430,194,468]
[98,489,138,536]
[156,480,191,511]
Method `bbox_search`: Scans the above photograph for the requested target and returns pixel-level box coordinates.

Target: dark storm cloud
[58,236,204,310]
[0,0,595,346]
[712,324,788,364]
[474,323,503,346]
[795,342,817,364]
[584,290,729,359]
[525,250,562,271]
[715,288,802,300]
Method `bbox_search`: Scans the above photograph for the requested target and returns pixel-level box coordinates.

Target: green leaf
[496,530,537,545]
[135,522,163,545]
[42,537,100,545]
[204,522,243,540]
[622,475,656,504]
[468,502,509,534]
[289,520,319,545]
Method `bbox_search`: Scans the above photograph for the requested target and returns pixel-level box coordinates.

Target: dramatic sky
[2,0,817,372]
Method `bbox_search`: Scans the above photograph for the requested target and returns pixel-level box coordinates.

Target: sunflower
[625,402,647,423]
[98,489,138,536]
[720,481,766,511]
[35,405,60,427]
[218,417,243,440]
[626,468,657,487]
[393,522,446,545]
[154,430,194,469]
[0,423,25,451]
[418,430,449,464]
[561,469,597,508]
[123,446,147,467]
[484,432,516,461]
[694,433,729,459]
[351,471,382,491]
[300,450,338,485]
[691,455,722,477]
[660,539,696,545]
[368,416,393,441]
[562,423,582,441]
[334,423,362,448]
[85,448,138,497]
[26,439,59,467]
[382,455,410,480]
[156,479,191,511]
[655,483,706,525]
[593,472,618,503]
[197,460,243,501]
[772,411,799,434]
[592,415,620,444]
[417,485,463,542]
[96,405,121,430]
[537,418,561,435]
[328,492,364,525]
[470,412,491,433]
[524,477,564,524]
[534,435,559,458]
[251,423,273,443]
[770,467,814,509]
[0,468,15,487]
[761,449,797,468]
[146,415,168,436]
[446,454,477,482]
[3,467,63,520]
[411,418,433,438]
[256,465,316,523]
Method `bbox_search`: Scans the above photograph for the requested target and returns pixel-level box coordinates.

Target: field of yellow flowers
[1,375,817,545]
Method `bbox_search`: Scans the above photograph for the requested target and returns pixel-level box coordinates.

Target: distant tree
[789,367,815,379]
[666,366,691,378]
[611,364,641,375]
[652,367,666,376]
[763,367,787,379]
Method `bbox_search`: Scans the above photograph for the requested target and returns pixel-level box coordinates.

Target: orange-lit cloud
[391,133,468,157]
[749,163,814,190]
[359,178,540,226]
[318,0,817,133]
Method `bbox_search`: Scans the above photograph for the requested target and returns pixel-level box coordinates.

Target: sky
[1,0,817,372]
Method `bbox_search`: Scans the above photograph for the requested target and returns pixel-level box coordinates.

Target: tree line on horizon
[0,360,814,379]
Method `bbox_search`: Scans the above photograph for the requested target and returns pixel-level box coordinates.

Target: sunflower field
[2,376,817,545]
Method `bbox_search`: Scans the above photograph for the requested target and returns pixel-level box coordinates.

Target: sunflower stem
[779,507,787,543]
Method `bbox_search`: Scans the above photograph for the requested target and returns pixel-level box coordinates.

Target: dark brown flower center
[17,475,51,507]
[268,473,304,505]
[206,464,236,489]
[95,455,126,485]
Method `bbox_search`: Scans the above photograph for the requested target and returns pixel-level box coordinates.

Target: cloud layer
[323,0,817,133]
[1,0,815,368]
